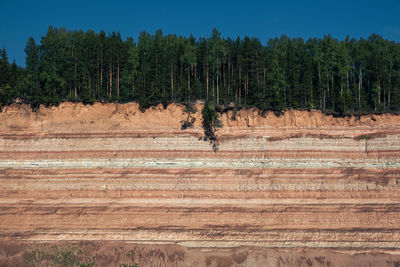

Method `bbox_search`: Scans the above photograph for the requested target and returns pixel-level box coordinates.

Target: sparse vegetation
[202,101,222,152]
[181,102,197,130]
[358,134,372,140]
[231,109,238,120]
[24,245,138,267]
[24,245,88,267]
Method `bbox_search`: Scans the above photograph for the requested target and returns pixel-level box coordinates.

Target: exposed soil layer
[1,102,400,132]
[1,102,400,265]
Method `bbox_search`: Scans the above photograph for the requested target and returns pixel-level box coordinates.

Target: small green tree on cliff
[202,101,222,141]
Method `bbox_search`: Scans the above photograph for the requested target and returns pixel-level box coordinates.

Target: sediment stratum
[1,102,400,266]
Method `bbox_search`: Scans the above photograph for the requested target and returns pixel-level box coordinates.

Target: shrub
[202,101,222,141]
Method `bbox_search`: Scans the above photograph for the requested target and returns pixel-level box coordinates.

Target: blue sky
[1,0,400,66]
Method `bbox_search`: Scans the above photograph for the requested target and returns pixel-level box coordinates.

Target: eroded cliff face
[219,108,400,130]
[1,102,399,132]
[0,102,203,132]
[1,102,400,266]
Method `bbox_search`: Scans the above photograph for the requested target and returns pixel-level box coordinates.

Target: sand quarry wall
[1,102,400,266]
[1,101,400,131]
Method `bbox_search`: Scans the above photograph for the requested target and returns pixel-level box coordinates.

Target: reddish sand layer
[1,102,400,266]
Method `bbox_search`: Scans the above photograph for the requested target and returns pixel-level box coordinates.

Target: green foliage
[24,245,143,267]
[24,245,87,267]
[1,27,400,115]
[358,134,372,140]
[231,109,238,120]
[202,101,222,141]
[181,101,198,130]
[183,101,197,114]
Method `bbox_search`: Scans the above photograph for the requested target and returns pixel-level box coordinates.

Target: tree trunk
[389,58,392,106]
[377,76,381,104]
[108,62,112,98]
[171,63,174,100]
[35,67,38,94]
[212,65,215,101]
[117,62,120,100]
[206,67,209,99]
[263,69,266,98]
[358,67,362,108]
[256,55,259,90]
[238,65,241,104]
[156,56,158,91]
[188,69,190,102]
[245,72,248,105]
[74,62,77,100]
[89,78,91,99]
[227,58,231,101]
[331,71,334,108]
[217,58,219,105]
[310,79,313,107]
[318,66,321,108]
[180,63,183,96]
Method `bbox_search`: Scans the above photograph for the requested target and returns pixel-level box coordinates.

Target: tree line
[1,26,400,113]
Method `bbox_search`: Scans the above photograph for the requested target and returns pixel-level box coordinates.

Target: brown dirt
[1,102,400,133]
[0,102,203,133]
[1,102,400,266]
[220,108,400,129]
[2,241,400,267]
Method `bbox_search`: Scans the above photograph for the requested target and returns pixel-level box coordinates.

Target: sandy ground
[2,241,400,267]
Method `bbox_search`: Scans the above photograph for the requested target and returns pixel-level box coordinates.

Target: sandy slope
[1,102,400,266]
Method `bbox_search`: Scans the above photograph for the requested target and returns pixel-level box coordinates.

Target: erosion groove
[1,102,400,266]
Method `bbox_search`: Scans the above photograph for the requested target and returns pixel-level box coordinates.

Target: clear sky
[1,0,400,66]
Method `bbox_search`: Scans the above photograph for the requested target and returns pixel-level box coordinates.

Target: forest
[1,26,400,113]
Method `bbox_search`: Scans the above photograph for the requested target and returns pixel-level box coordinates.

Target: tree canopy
[1,26,400,113]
